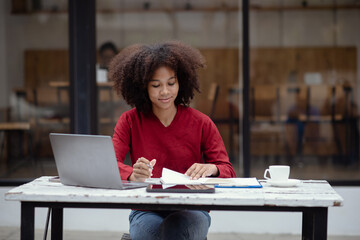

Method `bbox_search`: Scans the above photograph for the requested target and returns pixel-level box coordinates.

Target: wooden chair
[250,85,283,159]
[26,87,70,158]
[0,107,35,177]
[207,82,220,119]
[251,85,278,122]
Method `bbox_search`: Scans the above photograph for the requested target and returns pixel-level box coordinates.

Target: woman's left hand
[185,163,219,180]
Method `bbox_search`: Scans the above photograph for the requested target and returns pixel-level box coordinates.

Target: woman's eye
[152,85,160,88]
[168,82,176,86]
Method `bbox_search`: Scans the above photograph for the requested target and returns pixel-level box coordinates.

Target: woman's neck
[152,105,178,127]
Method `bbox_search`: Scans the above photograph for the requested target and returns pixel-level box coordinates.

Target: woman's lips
[159,97,171,103]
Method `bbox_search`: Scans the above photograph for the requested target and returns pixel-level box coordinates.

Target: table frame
[20,201,327,240]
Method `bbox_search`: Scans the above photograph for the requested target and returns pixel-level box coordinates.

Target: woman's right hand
[128,157,156,182]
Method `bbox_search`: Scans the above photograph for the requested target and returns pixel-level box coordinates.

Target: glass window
[2,0,359,184]
[249,1,360,181]
[0,0,69,180]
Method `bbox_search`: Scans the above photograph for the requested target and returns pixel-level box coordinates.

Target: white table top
[5,177,343,208]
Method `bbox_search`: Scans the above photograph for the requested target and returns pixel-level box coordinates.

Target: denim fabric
[129,210,211,240]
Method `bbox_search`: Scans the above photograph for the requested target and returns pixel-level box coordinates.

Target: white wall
[1,186,359,236]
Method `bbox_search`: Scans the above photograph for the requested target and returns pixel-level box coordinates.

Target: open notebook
[160,168,262,188]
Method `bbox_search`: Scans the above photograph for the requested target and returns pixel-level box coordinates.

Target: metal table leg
[21,202,35,240]
[302,207,328,240]
[51,207,63,240]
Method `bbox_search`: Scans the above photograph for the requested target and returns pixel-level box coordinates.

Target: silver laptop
[49,133,148,189]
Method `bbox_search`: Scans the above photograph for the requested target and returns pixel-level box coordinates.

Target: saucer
[267,179,301,187]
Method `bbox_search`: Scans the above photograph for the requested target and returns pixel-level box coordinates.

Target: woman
[109,41,235,240]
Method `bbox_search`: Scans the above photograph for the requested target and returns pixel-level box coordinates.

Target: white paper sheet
[160,168,262,187]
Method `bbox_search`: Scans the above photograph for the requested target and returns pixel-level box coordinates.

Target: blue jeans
[129,210,211,240]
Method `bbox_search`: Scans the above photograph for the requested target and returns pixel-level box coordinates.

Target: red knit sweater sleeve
[112,112,133,180]
[201,118,236,178]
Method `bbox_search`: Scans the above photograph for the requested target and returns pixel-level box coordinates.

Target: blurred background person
[97,41,118,82]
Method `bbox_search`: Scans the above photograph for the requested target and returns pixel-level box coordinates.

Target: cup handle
[264,169,270,180]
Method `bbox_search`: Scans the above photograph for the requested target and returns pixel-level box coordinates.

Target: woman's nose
[160,86,169,95]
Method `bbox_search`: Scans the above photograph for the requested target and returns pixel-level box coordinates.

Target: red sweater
[112,105,236,180]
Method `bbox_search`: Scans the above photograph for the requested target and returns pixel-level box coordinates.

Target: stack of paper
[160,168,262,188]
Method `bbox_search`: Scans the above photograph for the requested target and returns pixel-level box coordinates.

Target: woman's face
[147,66,179,113]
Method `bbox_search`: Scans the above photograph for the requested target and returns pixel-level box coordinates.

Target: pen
[138,157,153,170]
[146,163,153,170]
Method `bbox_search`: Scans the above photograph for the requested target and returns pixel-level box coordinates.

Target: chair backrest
[251,85,278,120]
[208,82,220,119]
[24,87,69,125]
[0,107,10,122]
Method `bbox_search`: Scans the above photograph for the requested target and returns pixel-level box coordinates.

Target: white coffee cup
[264,165,290,181]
